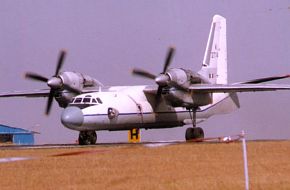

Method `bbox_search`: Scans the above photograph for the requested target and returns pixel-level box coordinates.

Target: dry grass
[0,141,290,190]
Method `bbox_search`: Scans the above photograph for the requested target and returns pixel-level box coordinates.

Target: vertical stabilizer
[199,15,227,84]
[198,15,239,117]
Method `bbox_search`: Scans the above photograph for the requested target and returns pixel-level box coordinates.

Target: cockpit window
[82,98,91,103]
[97,97,103,104]
[70,96,102,108]
[74,98,82,103]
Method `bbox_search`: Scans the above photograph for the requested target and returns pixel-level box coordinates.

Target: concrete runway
[0,134,242,150]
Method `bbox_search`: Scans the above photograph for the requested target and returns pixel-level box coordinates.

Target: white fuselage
[62,85,237,131]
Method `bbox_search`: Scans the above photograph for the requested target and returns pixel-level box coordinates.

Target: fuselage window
[74,98,82,103]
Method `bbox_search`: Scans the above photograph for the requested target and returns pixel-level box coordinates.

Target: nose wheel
[78,131,97,145]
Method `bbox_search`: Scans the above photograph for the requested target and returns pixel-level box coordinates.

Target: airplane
[1,15,290,145]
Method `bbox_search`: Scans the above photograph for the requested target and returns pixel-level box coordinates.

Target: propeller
[25,73,48,83]
[163,46,175,73]
[25,50,68,115]
[131,69,156,80]
[132,47,175,108]
[132,47,175,80]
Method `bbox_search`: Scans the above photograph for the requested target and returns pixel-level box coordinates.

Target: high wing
[0,89,50,98]
[0,87,101,98]
[188,84,290,93]
[237,74,290,84]
[189,75,290,93]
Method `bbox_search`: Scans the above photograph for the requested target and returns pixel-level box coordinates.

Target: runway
[0,142,184,153]
[0,133,242,151]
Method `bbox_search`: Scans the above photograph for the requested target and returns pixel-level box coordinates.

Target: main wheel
[78,131,97,145]
[185,128,194,140]
[185,127,204,141]
[195,127,204,139]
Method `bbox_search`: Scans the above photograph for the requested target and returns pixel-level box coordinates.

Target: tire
[78,131,97,145]
[185,128,194,140]
[194,127,204,139]
[185,127,204,140]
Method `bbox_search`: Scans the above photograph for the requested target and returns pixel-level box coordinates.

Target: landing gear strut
[78,131,97,145]
[185,108,204,141]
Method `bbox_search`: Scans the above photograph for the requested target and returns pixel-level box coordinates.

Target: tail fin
[198,15,239,116]
[199,15,227,85]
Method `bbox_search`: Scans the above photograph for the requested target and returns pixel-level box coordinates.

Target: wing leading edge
[189,84,290,93]
[0,87,102,98]
[0,89,50,98]
[238,74,290,84]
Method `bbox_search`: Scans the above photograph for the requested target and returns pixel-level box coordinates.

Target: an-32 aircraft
[1,15,290,145]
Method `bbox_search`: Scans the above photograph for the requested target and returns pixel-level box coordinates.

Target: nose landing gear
[78,131,97,145]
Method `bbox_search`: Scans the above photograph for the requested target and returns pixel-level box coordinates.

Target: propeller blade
[163,47,175,73]
[45,89,55,115]
[25,50,69,116]
[131,47,176,109]
[25,72,48,83]
[132,68,156,80]
[55,50,66,76]
[154,86,163,109]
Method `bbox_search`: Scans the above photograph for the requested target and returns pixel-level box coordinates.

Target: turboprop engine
[158,68,211,108]
[53,71,102,108]
[132,47,212,109]
[25,50,103,114]
[156,68,207,89]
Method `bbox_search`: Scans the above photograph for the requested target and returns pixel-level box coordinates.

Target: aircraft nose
[61,106,84,129]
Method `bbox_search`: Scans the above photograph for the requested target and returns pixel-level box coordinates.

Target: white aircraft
[1,15,290,145]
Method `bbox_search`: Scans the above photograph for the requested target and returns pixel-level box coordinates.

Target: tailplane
[199,15,227,85]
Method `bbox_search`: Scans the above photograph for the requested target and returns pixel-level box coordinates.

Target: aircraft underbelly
[82,110,194,131]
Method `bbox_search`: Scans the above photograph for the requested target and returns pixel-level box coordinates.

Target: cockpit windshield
[70,95,103,108]
[74,98,82,103]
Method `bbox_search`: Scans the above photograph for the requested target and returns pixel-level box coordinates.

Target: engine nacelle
[55,71,103,108]
[159,68,212,108]
[166,68,208,89]
[163,87,212,108]
[59,71,101,91]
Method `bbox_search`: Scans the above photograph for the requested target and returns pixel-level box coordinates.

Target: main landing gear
[78,131,97,145]
[185,108,204,141]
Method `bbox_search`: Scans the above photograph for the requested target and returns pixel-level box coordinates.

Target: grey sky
[0,1,290,144]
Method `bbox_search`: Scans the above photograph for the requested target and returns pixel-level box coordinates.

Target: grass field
[0,141,290,190]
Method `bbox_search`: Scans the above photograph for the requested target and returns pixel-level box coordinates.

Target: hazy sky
[1,1,290,144]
